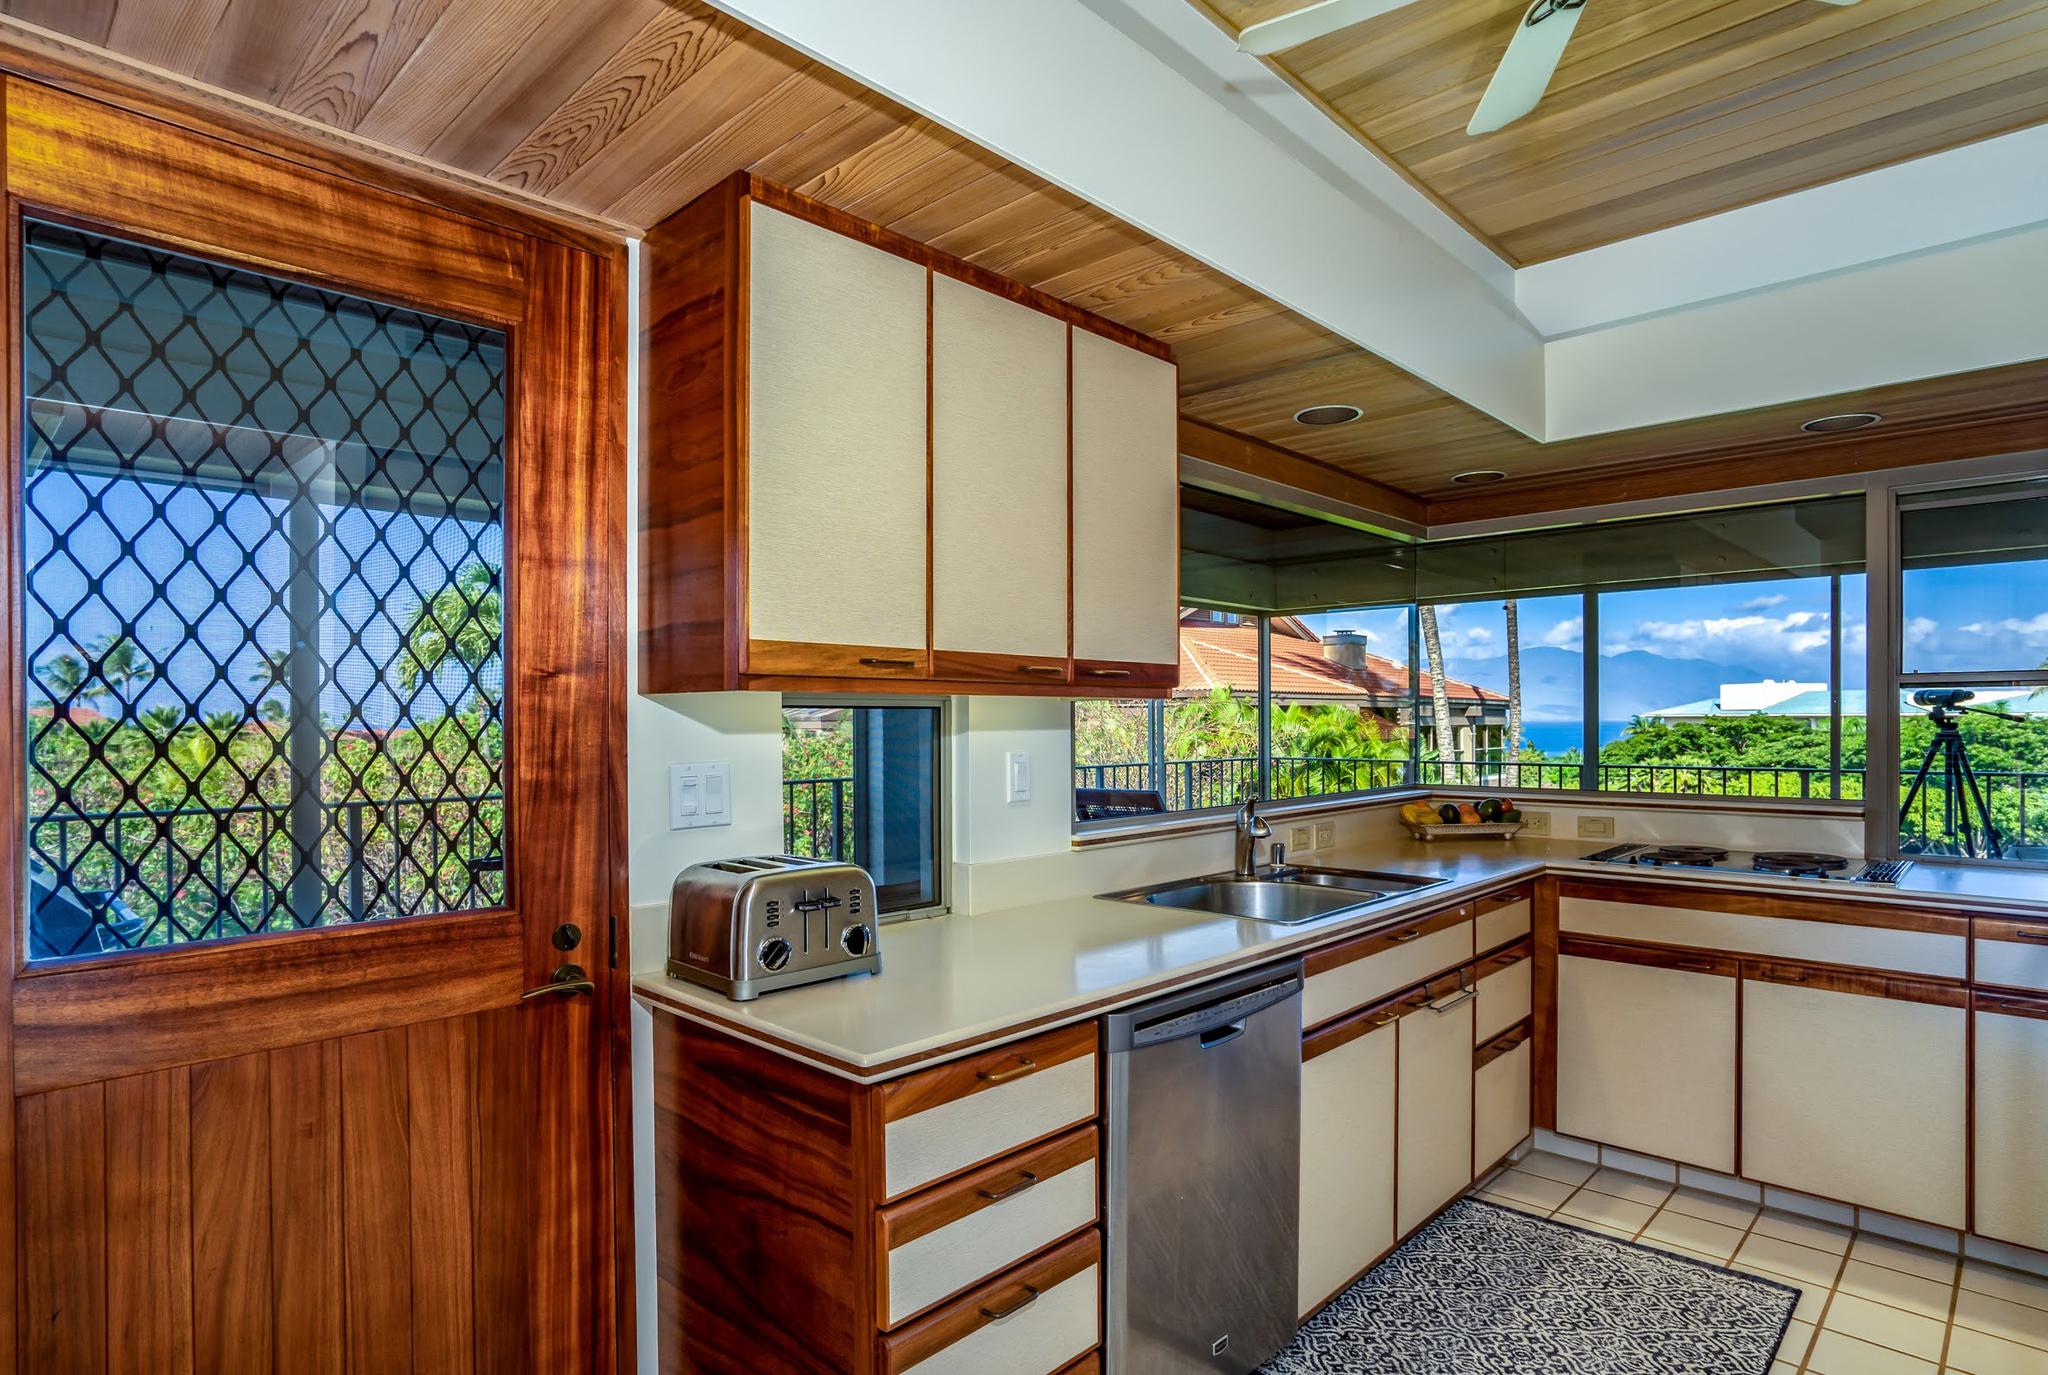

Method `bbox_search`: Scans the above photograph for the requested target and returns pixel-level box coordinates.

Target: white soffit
[1518,123,2048,339]
[701,0,1547,437]
[704,0,2047,448]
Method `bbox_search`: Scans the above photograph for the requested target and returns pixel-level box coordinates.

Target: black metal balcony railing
[29,793,504,955]
[1067,757,2048,854]
[784,776,851,861]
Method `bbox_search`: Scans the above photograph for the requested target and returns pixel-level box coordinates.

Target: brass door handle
[976,1056,1039,1085]
[1017,664,1064,675]
[521,963,596,1000]
[979,1284,1040,1322]
[858,656,916,669]
[1387,928,1422,943]
[977,1170,1041,1203]
[1081,668,1131,678]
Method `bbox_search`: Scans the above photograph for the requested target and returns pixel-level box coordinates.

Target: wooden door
[0,78,623,1373]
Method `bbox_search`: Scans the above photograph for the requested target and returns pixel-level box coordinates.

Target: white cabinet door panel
[1299,1021,1395,1318]
[1976,1005,2048,1252]
[931,275,1067,659]
[746,202,928,650]
[1557,954,1736,1172]
[1396,992,1474,1238]
[1070,329,1177,666]
[1741,980,1965,1228]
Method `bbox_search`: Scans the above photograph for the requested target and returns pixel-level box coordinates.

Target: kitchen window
[782,700,945,915]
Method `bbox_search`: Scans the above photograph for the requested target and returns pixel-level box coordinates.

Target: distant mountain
[1448,647,1774,722]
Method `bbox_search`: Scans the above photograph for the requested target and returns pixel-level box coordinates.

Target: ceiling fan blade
[1235,0,1427,56]
[1466,0,1587,135]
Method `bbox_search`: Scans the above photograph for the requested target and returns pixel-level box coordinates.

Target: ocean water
[1518,721,1632,756]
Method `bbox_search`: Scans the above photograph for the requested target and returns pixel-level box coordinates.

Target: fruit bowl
[1399,818,1525,842]
[1398,798,1526,841]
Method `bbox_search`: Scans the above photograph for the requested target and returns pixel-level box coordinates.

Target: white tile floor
[1473,1151,2048,1374]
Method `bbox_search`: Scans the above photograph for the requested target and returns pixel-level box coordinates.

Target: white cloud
[1740,594,1788,611]
[1601,609,1834,664]
[1540,616,1584,651]
[1912,611,2048,671]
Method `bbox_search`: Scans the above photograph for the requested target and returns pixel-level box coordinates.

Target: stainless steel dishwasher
[1105,960,1303,1374]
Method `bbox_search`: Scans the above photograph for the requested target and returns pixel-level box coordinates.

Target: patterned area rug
[1263,1198,1798,1374]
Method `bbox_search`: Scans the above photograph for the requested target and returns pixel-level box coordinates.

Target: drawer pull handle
[1017,664,1064,675]
[1388,929,1422,943]
[1429,987,1475,1014]
[1082,668,1132,679]
[979,1284,1041,1323]
[1370,1012,1399,1027]
[858,656,917,669]
[977,1170,1040,1203]
[976,1057,1039,1085]
[1674,960,1716,973]
[2012,929,2048,942]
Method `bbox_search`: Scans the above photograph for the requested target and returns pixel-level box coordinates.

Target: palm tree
[139,704,185,739]
[1504,598,1522,780]
[399,561,502,698]
[1419,605,1455,779]
[90,635,154,705]
[34,652,92,717]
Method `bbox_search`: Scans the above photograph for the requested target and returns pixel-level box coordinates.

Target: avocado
[1437,803,1461,825]
[1476,798,1506,822]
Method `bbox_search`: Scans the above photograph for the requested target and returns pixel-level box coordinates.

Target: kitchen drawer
[1474,887,1533,954]
[1473,939,1532,1045]
[1475,1024,1532,1172]
[879,1229,1101,1375]
[877,1127,1099,1328]
[1304,905,1474,1029]
[1558,884,1965,979]
[1975,918,2048,992]
[880,1023,1098,1200]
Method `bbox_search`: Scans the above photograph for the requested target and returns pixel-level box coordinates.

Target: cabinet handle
[1016,664,1064,676]
[977,1170,1041,1203]
[1674,960,1716,973]
[2012,929,2048,942]
[1429,986,1475,1014]
[1992,999,2047,1012]
[979,1284,1041,1322]
[1081,668,1131,678]
[1370,1012,1400,1027]
[858,656,916,669]
[976,1056,1039,1085]
[1387,928,1422,943]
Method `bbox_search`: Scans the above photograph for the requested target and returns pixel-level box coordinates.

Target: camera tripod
[1899,698,2015,859]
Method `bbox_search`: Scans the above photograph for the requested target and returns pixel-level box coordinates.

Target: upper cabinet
[639,174,1181,697]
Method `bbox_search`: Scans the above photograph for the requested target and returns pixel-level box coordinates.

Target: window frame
[781,694,950,921]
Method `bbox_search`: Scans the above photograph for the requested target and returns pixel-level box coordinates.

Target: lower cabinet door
[1557,941,1738,1172]
[1474,1029,1532,1173]
[1976,995,2048,1251]
[1298,1007,1396,1318]
[1741,967,1966,1228]
[1396,973,1475,1238]
[879,1230,1101,1375]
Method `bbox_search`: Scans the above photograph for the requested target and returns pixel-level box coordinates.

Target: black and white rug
[1262,1198,1799,1374]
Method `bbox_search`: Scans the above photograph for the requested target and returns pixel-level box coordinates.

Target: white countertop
[632,835,2048,1081]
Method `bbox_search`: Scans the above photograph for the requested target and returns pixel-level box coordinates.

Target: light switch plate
[1006,750,1032,804]
[1576,814,1616,839]
[669,762,732,830]
[1314,821,1335,848]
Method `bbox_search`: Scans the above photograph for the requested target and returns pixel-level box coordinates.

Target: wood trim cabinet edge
[639,173,1180,698]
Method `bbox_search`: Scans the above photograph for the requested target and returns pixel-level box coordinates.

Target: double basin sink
[1102,865,1446,926]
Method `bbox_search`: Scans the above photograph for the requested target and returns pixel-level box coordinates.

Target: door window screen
[21,220,508,960]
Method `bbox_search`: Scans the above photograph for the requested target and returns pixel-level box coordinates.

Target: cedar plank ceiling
[7,0,2048,519]
[1196,0,2048,265]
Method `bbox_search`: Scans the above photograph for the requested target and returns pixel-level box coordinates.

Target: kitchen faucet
[1234,795,1272,877]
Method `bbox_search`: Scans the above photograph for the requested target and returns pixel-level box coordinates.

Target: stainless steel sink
[1102,865,1445,925]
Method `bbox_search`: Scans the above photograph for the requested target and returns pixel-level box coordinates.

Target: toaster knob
[757,937,793,972]
[840,923,874,958]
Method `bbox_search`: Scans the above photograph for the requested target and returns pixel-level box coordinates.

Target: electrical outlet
[1289,825,1313,853]
[1576,814,1616,839]
[1517,810,1551,835]
[1314,821,1335,848]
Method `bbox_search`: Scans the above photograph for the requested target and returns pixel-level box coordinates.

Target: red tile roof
[1176,618,1502,706]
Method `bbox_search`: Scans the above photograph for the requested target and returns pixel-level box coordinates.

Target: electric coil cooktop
[1582,843,1911,886]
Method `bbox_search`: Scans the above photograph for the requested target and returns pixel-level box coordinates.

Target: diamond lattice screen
[20,220,508,960]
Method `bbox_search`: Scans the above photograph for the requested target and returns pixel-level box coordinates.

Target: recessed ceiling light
[1801,412,1881,434]
[1294,404,1362,426]
[1450,469,1508,485]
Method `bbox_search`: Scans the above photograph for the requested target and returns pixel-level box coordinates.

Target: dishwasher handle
[1128,973,1300,1050]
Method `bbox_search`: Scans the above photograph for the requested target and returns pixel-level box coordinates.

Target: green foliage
[398,562,502,696]
[781,713,854,857]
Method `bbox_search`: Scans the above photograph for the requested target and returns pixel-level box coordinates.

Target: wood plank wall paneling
[8,5,2048,511]
[13,1012,538,1374]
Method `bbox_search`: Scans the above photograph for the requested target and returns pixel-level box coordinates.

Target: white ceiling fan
[1235,0,1863,136]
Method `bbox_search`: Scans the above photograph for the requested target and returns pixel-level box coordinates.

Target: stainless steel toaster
[666,855,881,1001]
